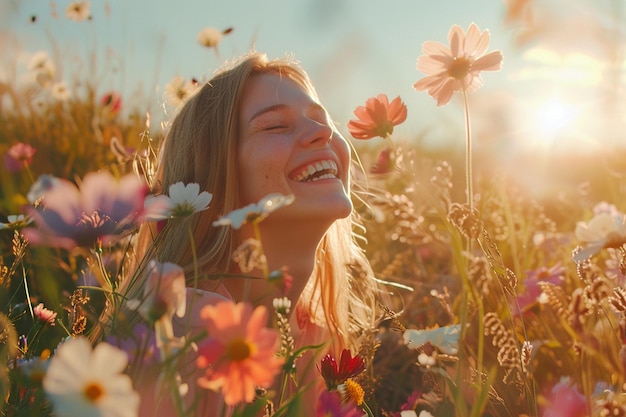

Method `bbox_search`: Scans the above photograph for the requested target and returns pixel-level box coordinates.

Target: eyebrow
[248,104,287,124]
[247,101,326,124]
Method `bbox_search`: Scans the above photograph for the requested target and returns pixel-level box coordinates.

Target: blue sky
[10,0,624,162]
[3,0,515,148]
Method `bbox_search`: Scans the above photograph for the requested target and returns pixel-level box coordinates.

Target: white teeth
[293,159,338,182]
[310,173,335,181]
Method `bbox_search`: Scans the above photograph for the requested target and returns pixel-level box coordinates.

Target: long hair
[123,51,383,350]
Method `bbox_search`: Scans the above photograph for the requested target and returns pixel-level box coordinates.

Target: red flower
[318,349,365,390]
[347,94,407,140]
[101,91,122,115]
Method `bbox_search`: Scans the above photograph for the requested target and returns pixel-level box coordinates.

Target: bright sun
[534,99,575,138]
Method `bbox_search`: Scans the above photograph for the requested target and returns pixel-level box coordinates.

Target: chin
[271,196,353,224]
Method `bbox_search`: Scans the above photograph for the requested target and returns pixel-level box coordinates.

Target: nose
[300,118,333,147]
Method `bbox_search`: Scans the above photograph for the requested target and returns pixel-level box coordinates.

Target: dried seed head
[448,203,482,240]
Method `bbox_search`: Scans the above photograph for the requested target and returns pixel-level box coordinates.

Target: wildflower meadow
[3,1,626,417]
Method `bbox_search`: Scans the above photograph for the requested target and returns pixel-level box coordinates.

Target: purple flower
[105,323,161,366]
[513,263,565,316]
[22,171,148,249]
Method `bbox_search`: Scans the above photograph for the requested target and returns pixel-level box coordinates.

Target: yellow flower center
[84,382,104,403]
[227,338,252,362]
[448,57,471,80]
[343,378,365,406]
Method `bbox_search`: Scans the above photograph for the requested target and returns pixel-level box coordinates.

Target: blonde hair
[127,51,382,350]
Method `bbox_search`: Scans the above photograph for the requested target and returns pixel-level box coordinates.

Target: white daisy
[197,27,223,48]
[403,324,461,355]
[27,51,55,88]
[163,75,198,108]
[51,81,71,101]
[43,337,139,417]
[213,193,295,230]
[0,214,31,230]
[574,212,626,262]
[144,182,213,221]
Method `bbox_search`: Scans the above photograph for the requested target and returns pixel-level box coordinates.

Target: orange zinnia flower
[347,94,407,140]
[196,301,284,405]
[413,23,503,106]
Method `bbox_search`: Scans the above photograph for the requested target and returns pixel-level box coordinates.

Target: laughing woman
[103,51,386,416]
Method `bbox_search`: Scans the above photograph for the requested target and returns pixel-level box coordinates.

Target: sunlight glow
[535,99,575,137]
[515,47,605,86]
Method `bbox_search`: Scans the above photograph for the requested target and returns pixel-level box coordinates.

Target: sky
[2,0,624,167]
[2,0,513,148]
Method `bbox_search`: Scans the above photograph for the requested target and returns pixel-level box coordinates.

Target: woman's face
[237,72,352,226]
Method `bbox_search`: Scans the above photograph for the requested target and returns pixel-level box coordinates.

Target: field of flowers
[3,1,626,416]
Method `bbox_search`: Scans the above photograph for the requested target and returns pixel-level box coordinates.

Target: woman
[108,51,385,416]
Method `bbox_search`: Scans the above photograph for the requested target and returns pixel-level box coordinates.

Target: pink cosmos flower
[370,148,394,175]
[3,143,37,173]
[542,378,587,417]
[22,171,149,249]
[413,23,503,106]
[316,390,362,417]
[196,301,284,405]
[347,94,407,140]
[33,303,57,326]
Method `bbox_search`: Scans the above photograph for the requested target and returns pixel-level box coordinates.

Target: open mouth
[290,159,339,182]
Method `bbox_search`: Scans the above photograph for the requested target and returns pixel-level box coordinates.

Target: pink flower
[347,94,407,140]
[316,390,362,417]
[196,301,284,405]
[542,379,587,417]
[33,303,57,326]
[4,143,37,173]
[370,148,394,175]
[22,171,149,249]
[413,23,503,106]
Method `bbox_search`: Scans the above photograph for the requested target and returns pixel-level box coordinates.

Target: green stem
[183,222,200,333]
[362,400,375,417]
[24,164,35,185]
[187,223,199,289]
[462,88,473,212]
[277,369,290,407]
[93,249,113,291]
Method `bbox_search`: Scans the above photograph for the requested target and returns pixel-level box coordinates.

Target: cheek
[334,138,351,169]
[238,145,287,204]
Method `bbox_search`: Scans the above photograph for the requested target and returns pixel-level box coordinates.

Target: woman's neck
[223,219,327,310]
